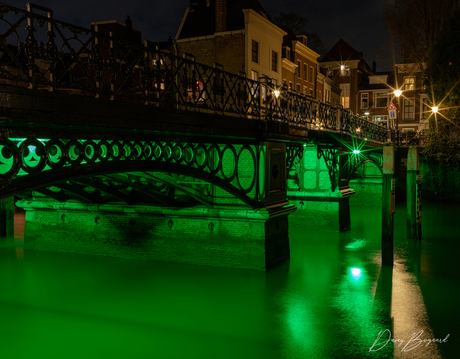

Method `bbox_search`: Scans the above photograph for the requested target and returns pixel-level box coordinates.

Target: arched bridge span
[0,138,267,209]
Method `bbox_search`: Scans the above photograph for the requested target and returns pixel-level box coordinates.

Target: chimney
[125,15,132,30]
[215,0,226,33]
[372,60,376,73]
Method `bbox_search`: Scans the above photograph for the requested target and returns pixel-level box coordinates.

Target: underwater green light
[350,267,362,279]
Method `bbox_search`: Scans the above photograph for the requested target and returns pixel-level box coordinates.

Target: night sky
[3,0,394,70]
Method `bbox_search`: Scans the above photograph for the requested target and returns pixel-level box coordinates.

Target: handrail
[0,2,389,143]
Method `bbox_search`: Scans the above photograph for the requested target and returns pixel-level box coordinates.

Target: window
[340,65,350,76]
[303,64,307,81]
[303,86,307,95]
[361,93,369,109]
[251,70,258,97]
[340,83,350,108]
[404,76,415,90]
[310,67,314,83]
[373,115,389,128]
[252,40,258,63]
[421,97,430,119]
[289,81,292,91]
[272,51,278,72]
[187,79,205,102]
[375,92,389,108]
[319,91,322,101]
[283,47,291,60]
[309,88,314,97]
[296,84,301,93]
[297,60,301,77]
[261,74,268,103]
[404,98,415,119]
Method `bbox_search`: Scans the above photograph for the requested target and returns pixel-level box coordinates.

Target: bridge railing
[0,2,388,142]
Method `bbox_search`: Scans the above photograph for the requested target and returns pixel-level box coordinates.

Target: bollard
[407,146,421,239]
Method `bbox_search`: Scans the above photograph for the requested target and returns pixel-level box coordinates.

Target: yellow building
[175,0,285,88]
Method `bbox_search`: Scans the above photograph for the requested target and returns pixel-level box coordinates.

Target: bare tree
[384,0,460,64]
[273,12,325,54]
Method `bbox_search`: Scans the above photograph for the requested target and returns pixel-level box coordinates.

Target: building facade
[319,39,374,114]
[394,63,428,131]
[175,0,285,89]
[280,30,321,99]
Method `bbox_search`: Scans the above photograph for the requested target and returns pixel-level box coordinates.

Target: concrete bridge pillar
[382,145,395,266]
[407,146,421,239]
[0,196,14,237]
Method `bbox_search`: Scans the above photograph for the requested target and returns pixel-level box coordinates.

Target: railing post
[93,24,101,99]
[109,30,115,101]
[382,145,395,266]
[26,3,37,89]
[336,106,341,131]
[46,7,55,92]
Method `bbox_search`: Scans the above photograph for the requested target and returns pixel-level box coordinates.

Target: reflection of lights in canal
[350,267,362,280]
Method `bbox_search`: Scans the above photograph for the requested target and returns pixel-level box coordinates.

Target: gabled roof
[320,38,363,63]
[177,0,271,40]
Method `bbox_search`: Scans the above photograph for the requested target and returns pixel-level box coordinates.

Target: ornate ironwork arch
[0,138,265,209]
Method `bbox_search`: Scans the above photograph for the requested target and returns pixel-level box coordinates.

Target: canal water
[0,200,459,359]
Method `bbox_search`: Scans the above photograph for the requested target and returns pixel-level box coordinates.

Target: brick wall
[22,204,290,270]
[177,33,245,75]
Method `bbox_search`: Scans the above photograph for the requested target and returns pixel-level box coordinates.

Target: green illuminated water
[0,201,459,358]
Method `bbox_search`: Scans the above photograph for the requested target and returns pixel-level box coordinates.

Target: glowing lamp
[274,90,280,98]
[353,149,360,154]
[394,90,402,97]
[432,106,438,113]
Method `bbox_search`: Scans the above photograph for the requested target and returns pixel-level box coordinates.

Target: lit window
[309,88,314,97]
[404,98,415,119]
[297,60,301,77]
[340,83,350,108]
[187,80,205,102]
[361,93,369,109]
[373,115,389,128]
[404,77,415,90]
[252,40,258,63]
[251,70,258,97]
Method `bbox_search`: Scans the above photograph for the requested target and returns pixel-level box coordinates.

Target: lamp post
[394,89,402,145]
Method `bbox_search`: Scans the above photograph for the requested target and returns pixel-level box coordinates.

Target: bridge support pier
[407,146,421,240]
[287,145,353,232]
[382,145,395,266]
[0,196,14,237]
[17,201,293,270]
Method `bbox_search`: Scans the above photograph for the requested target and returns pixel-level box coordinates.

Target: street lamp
[394,89,402,145]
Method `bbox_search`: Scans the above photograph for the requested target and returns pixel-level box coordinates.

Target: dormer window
[404,76,415,90]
